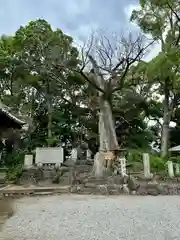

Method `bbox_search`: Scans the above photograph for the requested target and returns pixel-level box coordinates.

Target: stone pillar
[119,157,127,176]
[143,153,151,178]
[175,163,180,174]
[94,152,104,177]
[167,161,174,177]
[70,148,78,162]
[86,149,92,160]
[24,155,33,169]
[68,148,77,185]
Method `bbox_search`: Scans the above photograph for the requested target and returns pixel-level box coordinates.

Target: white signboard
[35,147,64,166]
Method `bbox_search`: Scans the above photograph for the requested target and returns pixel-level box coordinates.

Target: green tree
[0,19,160,165]
[131,0,180,157]
[14,19,80,142]
[0,35,26,110]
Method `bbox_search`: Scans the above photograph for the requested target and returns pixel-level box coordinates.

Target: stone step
[0,172,6,184]
[0,186,70,197]
[81,187,97,195]
[85,183,98,188]
[74,167,92,172]
[75,161,93,166]
[59,179,70,185]
[86,177,108,184]
[33,191,54,196]
[0,180,6,184]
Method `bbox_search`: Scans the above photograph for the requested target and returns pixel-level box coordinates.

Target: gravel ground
[3,195,180,240]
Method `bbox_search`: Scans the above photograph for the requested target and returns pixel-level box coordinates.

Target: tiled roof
[169,145,180,152]
[0,101,25,125]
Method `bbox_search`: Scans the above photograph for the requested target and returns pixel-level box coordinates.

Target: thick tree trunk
[94,97,119,177]
[99,98,119,151]
[99,108,108,151]
[94,109,107,177]
[102,100,119,151]
[161,80,170,158]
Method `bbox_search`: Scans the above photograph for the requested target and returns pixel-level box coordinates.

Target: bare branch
[76,31,155,97]
[76,69,105,94]
[95,35,115,71]
[80,35,94,71]
[112,37,156,92]
[166,1,180,23]
[77,34,105,93]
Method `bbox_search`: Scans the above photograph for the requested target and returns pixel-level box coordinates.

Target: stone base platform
[0,185,69,197]
[1,182,180,198]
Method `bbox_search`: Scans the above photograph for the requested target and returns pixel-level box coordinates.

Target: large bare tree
[77,32,153,176]
[71,32,153,176]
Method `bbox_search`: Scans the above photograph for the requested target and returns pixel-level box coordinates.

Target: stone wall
[69,182,180,196]
[18,168,56,186]
[69,175,180,196]
[1,181,180,197]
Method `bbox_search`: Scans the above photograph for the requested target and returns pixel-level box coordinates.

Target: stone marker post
[70,148,78,163]
[24,155,33,169]
[175,163,180,175]
[167,161,174,177]
[119,157,127,176]
[69,148,77,185]
[86,149,92,160]
[143,153,151,178]
[94,152,105,178]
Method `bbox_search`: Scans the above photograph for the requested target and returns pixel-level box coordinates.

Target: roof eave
[1,108,25,125]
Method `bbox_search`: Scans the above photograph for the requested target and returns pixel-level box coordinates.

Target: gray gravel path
[3,195,180,240]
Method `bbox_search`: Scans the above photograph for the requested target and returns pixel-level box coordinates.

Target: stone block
[167,161,174,177]
[24,155,33,169]
[143,153,151,178]
[97,185,108,195]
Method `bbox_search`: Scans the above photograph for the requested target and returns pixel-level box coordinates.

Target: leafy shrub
[45,136,57,147]
[126,150,144,172]
[150,156,166,172]
[4,150,25,167]
[127,149,144,163]
[127,150,167,173]
[169,156,180,164]
[175,172,180,177]
[6,164,23,182]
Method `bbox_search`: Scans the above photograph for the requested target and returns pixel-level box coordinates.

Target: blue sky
[0,0,160,60]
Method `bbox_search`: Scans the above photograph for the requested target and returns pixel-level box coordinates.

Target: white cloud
[0,0,162,62]
[64,0,91,15]
[143,42,161,61]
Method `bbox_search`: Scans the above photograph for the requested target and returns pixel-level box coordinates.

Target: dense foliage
[0,1,180,166]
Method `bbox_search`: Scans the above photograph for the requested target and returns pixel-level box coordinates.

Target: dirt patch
[0,198,14,233]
